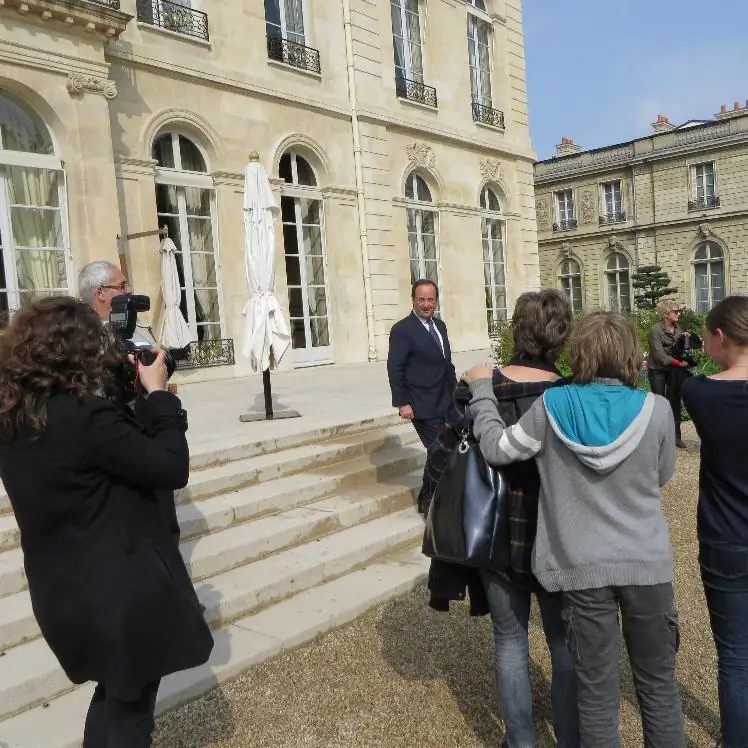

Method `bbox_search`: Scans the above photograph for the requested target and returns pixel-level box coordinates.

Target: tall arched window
[153,131,222,342]
[558,257,583,312]
[467,0,492,111]
[605,252,631,312]
[0,92,69,324]
[405,172,440,301]
[481,186,507,326]
[693,242,725,312]
[279,151,332,365]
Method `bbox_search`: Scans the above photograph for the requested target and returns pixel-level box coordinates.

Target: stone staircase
[0,415,429,747]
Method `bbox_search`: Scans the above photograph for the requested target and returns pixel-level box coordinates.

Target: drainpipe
[341,0,377,362]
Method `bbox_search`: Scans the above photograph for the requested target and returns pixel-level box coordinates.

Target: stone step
[176,422,417,505]
[0,509,426,721]
[0,445,425,598]
[0,546,428,748]
[0,474,423,652]
[0,424,421,552]
[0,414,404,516]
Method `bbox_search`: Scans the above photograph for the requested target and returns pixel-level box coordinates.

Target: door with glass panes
[279,152,332,365]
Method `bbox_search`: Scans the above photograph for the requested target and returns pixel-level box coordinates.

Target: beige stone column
[436,204,489,353]
[64,75,122,270]
[113,156,162,332]
[320,186,369,364]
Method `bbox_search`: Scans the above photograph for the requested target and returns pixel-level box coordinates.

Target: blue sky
[523,0,748,160]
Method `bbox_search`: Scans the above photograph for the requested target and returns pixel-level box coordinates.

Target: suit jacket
[0,391,213,700]
[387,312,458,421]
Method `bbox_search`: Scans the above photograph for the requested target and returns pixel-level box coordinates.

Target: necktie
[427,318,444,356]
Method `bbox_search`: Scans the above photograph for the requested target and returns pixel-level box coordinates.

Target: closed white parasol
[241,153,290,372]
[159,236,193,349]
[239,152,299,422]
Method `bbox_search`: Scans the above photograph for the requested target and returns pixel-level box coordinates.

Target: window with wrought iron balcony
[552,190,577,232]
[136,0,209,41]
[391,0,437,107]
[599,181,626,225]
[467,2,503,129]
[265,1,321,75]
[688,162,720,211]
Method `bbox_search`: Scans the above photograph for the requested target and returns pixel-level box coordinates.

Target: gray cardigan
[648,320,681,371]
[468,378,676,592]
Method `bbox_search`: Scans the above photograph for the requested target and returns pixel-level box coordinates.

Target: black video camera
[672,331,703,368]
[109,294,184,397]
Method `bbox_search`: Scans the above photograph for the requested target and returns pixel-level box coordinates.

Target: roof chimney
[651,114,676,134]
[555,137,582,157]
[716,99,748,120]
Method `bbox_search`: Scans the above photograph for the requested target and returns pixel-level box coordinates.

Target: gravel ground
[154,423,719,748]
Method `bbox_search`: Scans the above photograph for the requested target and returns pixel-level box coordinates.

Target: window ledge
[136,21,212,48]
[396,96,438,113]
[475,120,506,134]
[267,58,322,80]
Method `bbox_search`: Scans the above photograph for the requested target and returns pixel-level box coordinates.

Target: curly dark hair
[0,296,127,441]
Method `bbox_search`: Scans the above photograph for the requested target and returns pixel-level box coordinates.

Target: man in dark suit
[387,279,457,514]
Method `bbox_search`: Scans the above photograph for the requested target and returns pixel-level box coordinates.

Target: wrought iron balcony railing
[552,219,578,232]
[136,0,209,41]
[89,0,121,8]
[472,101,505,129]
[267,36,322,75]
[599,211,627,225]
[396,76,438,108]
[174,339,235,370]
[688,195,720,211]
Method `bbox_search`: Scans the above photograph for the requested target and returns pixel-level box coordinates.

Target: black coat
[0,391,213,700]
[386,312,458,420]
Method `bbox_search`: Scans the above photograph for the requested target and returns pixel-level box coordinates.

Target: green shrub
[489,309,720,415]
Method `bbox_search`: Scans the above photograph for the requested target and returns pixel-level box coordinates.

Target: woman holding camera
[0,297,213,747]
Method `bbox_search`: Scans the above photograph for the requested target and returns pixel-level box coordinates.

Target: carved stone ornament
[405,142,436,170]
[579,191,595,224]
[698,223,712,239]
[536,199,549,228]
[66,73,118,100]
[560,241,571,257]
[480,158,503,182]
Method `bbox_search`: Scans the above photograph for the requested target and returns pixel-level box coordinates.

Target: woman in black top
[682,295,748,748]
[0,297,213,747]
[424,291,580,748]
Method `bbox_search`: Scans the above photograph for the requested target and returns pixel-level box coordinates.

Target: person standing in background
[387,279,457,514]
[682,295,748,748]
[647,299,689,448]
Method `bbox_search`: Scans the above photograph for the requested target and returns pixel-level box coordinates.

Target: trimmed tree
[631,265,678,310]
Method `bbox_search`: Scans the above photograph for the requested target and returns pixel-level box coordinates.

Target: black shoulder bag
[423,411,509,568]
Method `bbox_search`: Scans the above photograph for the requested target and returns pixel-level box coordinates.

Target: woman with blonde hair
[682,295,748,747]
[648,298,690,448]
[465,312,685,747]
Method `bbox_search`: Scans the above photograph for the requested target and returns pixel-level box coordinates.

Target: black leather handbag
[423,421,509,569]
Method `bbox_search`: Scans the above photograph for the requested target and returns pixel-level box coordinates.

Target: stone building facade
[0,0,539,380]
[534,106,748,316]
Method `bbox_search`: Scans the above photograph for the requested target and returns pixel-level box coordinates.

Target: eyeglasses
[100,282,131,292]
